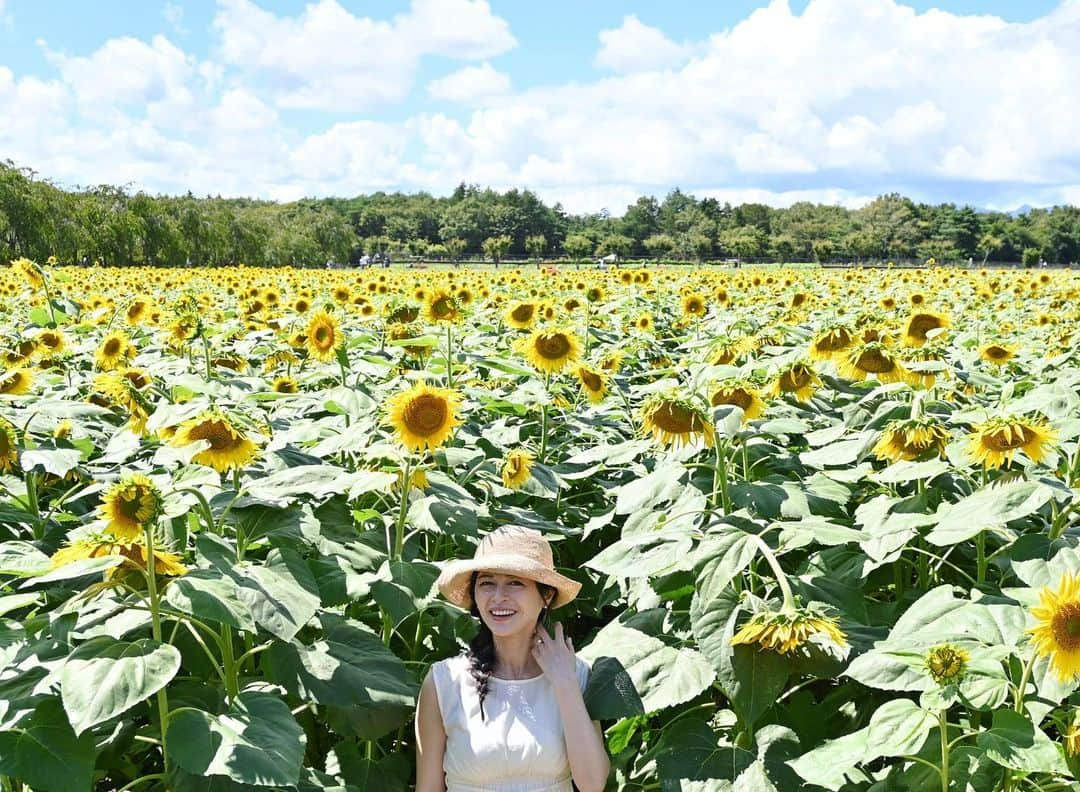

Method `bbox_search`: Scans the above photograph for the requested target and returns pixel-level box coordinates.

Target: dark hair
[465,570,557,721]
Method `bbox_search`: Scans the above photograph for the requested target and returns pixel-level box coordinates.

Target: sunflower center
[511,304,535,322]
[908,314,942,339]
[103,338,122,356]
[856,349,896,373]
[713,389,753,410]
[982,424,1035,452]
[432,297,454,318]
[579,369,602,391]
[1051,603,1080,650]
[985,345,1010,360]
[535,334,571,360]
[124,371,150,389]
[0,372,24,392]
[403,394,449,437]
[314,326,332,346]
[40,332,61,349]
[651,401,702,433]
[815,329,852,352]
[780,368,811,391]
[187,419,241,450]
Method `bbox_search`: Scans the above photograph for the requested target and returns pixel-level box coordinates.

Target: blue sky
[1,0,1077,214]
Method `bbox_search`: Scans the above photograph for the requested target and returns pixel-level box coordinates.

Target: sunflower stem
[220,624,239,703]
[1013,651,1037,715]
[143,521,171,776]
[445,323,454,389]
[711,439,731,514]
[975,530,987,585]
[539,373,551,463]
[753,535,797,614]
[393,456,412,561]
[938,708,950,792]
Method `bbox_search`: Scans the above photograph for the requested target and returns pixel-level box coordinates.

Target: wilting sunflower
[966,415,1056,468]
[172,411,259,472]
[710,380,765,422]
[681,293,707,318]
[305,310,342,363]
[501,449,534,490]
[520,328,582,374]
[51,538,187,578]
[505,301,538,329]
[272,376,298,394]
[0,417,18,473]
[640,393,714,449]
[35,329,66,358]
[809,325,854,361]
[730,606,847,655]
[95,331,132,371]
[386,381,462,452]
[872,417,951,462]
[426,289,461,323]
[575,365,608,404]
[767,362,821,403]
[903,311,951,347]
[924,644,969,685]
[708,337,746,366]
[11,257,44,290]
[979,342,1018,365]
[836,342,911,385]
[1029,572,1080,682]
[0,367,34,396]
[99,473,164,541]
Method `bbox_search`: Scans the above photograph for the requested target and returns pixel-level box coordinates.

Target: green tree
[595,234,632,259]
[563,234,594,260]
[482,234,512,264]
[445,238,467,262]
[643,233,676,259]
[525,234,547,258]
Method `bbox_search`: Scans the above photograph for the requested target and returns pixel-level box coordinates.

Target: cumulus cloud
[427,62,510,103]
[595,15,691,73]
[3,0,1080,214]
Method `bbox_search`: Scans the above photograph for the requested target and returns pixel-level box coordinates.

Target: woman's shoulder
[431,652,471,679]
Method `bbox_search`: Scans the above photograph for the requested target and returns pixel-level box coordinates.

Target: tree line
[2,160,1079,268]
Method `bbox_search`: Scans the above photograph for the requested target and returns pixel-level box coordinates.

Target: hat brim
[436,553,582,610]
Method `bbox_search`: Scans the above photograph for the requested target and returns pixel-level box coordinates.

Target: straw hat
[436,525,581,610]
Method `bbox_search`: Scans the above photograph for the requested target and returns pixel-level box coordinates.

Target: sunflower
[305,310,342,363]
[35,329,66,358]
[172,411,259,472]
[640,393,714,449]
[426,289,460,323]
[505,301,538,329]
[708,337,746,366]
[730,606,847,655]
[600,350,624,372]
[585,285,606,303]
[1029,572,1080,682]
[966,415,1056,469]
[710,380,765,422]
[95,331,132,371]
[520,328,582,374]
[836,342,911,385]
[0,367,33,396]
[272,376,298,394]
[99,473,164,541]
[0,417,18,473]
[979,342,1017,365]
[767,362,820,403]
[11,257,44,290]
[924,644,969,685]
[386,381,462,452]
[575,365,608,404]
[51,538,188,578]
[872,417,951,462]
[903,311,951,347]
[809,326,854,361]
[125,298,152,325]
[681,293,707,318]
[501,449,534,490]
[1065,712,1080,758]
[634,313,654,332]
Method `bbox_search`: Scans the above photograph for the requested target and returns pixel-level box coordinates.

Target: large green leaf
[584,529,694,578]
[0,542,52,577]
[718,645,789,730]
[0,698,96,792]
[652,718,751,785]
[166,690,306,787]
[578,621,714,719]
[60,637,181,735]
[369,559,440,627]
[975,709,1069,775]
[926,479,1054,546]
[164,569,257,631]
[865,699,936,758]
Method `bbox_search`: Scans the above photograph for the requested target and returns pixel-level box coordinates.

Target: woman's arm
[415,668,447,792]
[552,682,610,792]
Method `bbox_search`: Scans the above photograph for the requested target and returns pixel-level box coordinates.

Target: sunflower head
[501,448,534,490]
[903,311,951,347]
[426,289,461,323]
[95,331,132,371]
[172,411,260,472]
[872,417,951,462]
[0,417,19,473]
[924,644,970,685]
[979,342,1017,365]
[386,381,462,452]
[681,293,707,318]
[305,310,342,363]
[575,365,608,404]
[505,301,538,329]
[710,380,765,422]
[966,415,1056,469]
[0,367,34,396]
[519,328,582,374]
[640,393,714,449]
[767,362,820,402]
[634,313,654,332]
[272,376,298,394]
[11,257,45,290]
[730,605,847,656]
[836,342,911,385]
[809,325,854,361]
[100,473,164,541]
[1029,572,1080,682]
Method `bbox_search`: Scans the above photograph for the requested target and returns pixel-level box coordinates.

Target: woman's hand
[532,622,578,691]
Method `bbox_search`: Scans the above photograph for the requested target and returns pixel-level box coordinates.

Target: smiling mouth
[490,610,517,618]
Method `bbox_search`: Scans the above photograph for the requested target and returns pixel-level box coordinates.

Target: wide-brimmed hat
[436,525,581,610]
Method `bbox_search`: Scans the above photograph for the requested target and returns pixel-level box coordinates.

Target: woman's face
[474,571,552,637]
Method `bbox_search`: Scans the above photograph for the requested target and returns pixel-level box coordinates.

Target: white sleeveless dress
[431,652,592,792]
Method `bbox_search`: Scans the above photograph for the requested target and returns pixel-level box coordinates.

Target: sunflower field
[2,257,1080,791]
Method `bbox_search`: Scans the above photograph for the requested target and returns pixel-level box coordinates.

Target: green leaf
[369,559,440,627]
[164,569,257,632]
[0,698,96,792]
[694,530,759,600]
[21,555,124,587]
[584,530,694,578]
[166,690,307,786]
[0,593,39,616]
[0,542,52,577]
[787,728,869,790]
[578,622,715,719]
[719,645,789,729]
[236,549,321,641]
[975,709,1069,775]
[866,699,936,758]
[927,479,1054,546]
[19,448,82,477]
[652,718,750,784]
[60,637,181,735]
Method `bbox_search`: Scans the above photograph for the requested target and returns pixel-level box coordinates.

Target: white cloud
[212,0,515,111]
[427,62,510,103]
[595,15,691,73]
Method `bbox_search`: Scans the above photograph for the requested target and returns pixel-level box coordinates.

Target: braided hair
[465,570,557,722]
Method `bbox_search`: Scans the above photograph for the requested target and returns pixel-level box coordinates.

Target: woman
[415,525,610,792]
